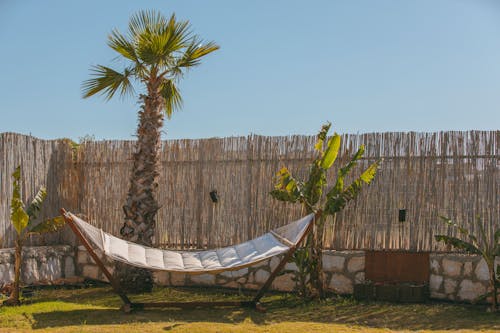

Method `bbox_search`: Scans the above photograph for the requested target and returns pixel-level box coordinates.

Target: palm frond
[439,216,478,244]
[28,216,66,235]
[159,79,183,118]
[128,10,168,37]
[108,29,139,62]
[133,12,192,66]
[314,122,331,151]
[10,166,29,235]
[324,160,379,215]
[174,39,219,69]
[270,167,303,204]
[82,65,135,100]
[26,187,47,221]
[320,134,341,170]
[163,14,192,53]
[434,235,481,254]
[331,145,365,194]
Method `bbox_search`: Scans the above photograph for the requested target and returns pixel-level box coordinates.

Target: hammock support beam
[61,208,318,313]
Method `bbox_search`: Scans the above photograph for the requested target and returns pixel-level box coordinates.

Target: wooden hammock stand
[61,208,319,313]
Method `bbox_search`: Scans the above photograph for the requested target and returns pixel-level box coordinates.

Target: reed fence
[0,131,498,251]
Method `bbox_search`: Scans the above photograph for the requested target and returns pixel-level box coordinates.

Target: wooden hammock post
[60,208,132,309]
[253,210,321,305]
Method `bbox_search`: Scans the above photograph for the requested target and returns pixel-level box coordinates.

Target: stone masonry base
[0,245,497,305]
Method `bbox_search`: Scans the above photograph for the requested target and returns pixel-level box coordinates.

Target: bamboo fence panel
[0,133,78,247]
[0,131,498,252]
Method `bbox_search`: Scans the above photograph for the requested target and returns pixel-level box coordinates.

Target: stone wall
[322,250,365,294]
[77,247,364,294]
[5,246,496,305]
[0,245,75,284]
[429,253,498,302]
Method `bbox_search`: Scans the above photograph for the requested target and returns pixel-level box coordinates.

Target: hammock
[61,208,317,312]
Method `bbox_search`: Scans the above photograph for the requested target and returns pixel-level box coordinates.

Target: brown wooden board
[365,251,430,283]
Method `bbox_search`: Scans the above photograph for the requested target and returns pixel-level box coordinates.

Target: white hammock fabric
[67,212,314,274]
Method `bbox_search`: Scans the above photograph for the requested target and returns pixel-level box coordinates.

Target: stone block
[442,259,462,277]
[0,250,13,264]
[284,262,298,272]
[23,247,38,258]
[347,256,364,273]
[430,259,440,274]
[271,273,295,292]
[444,278,457,295]
[251,260,269,269]
[223,281,241,289]
[220,270,232,278]
[22,258,39,284]
[64,256,75,278]
[0,263,14,283]
[429,274,443,291]
[82,265,99,280]
[216,276,228,284]
[190,273,215,285]
[458,279,487,302]
[254,269,271,284]
[153,271,169,285]
[463,262,473,277]
[231,268,249,279]
[430,291,446,299]
[328,273,353,294]
[170,273,186,286]
[354,272,365,284]
[270,257,280,271]
[39,257,62,281]
[475,259,489,281]
[322,255,345,272]
[244,283,260,290]
[77,251,88,265]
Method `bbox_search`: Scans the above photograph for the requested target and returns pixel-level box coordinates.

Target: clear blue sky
[1,0,499,140]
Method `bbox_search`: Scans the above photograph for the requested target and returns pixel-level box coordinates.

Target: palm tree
[82,10,219,292]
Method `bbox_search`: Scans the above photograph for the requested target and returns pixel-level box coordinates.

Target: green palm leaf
[82,65,134,100]
[83,10,219,119]
[434,235,481,254]
[325,160,379,214]
[10,166,29,235]
[108,29,139,62]
[320,134,341,170]
[175,40,220,69]
[28,216,66,235]
[270,167,302,203]
[160,79,183,118]
[314,122,331,151]
[26,187,47,220]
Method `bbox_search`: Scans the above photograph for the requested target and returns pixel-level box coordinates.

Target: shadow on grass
[32,307,266,329]
[27,287,500,331]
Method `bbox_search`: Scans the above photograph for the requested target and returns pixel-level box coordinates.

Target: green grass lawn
[0,286,499,333]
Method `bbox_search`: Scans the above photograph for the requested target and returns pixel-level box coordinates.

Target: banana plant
[435,216,500,311]
[3,166,65,306]
[270,122,380,298]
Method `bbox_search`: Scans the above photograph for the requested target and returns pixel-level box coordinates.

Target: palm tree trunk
[311,218,325,298]
[489,262,498,311]
[116,90,164,293]
[5,237,22,306]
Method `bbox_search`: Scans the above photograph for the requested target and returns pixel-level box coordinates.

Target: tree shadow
[32,306,266,329]
[27,287,500,331]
